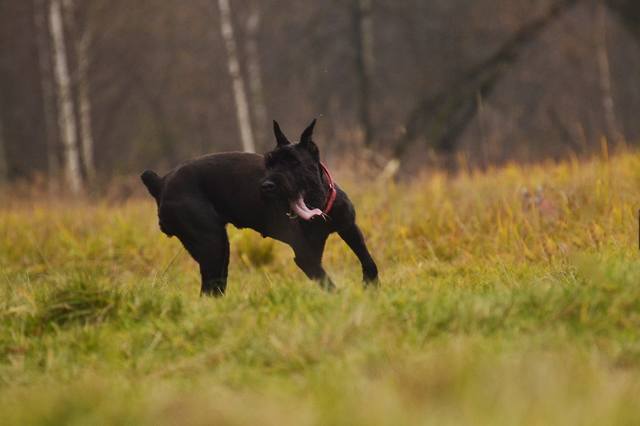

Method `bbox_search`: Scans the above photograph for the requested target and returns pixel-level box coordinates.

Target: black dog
[141,119,378,296]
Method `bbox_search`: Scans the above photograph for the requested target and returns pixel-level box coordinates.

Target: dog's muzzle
[260,179,277,196]
[260,179,278,198]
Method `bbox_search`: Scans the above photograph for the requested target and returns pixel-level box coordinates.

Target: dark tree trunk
[0,104,7,183]
[606,0,640,39]
[245,2,268,152]
[353,0,375,146]
[34,0,61,185]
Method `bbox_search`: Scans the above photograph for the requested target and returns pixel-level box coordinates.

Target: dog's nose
[261,180,276,193]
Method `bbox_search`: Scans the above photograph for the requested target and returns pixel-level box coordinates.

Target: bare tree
[245,2,268,151]
[0,107,7,184]
[595,1,624,143]
[216,0,255,153]
[77,31,96,180]
[606,0,640,40]
[353,0,375,146]
[49,0,83,193]
[34,0,60,186]
[395,0,581,165]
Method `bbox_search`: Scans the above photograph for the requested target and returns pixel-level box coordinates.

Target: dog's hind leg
[162,198,230,297]
[292,235,335,291]
[192,228,230,297]
[338,223,379,286]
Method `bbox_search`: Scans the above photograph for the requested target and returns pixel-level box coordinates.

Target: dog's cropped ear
[140,170,162,201]
[299,118,319,160]
[299,118,317,145]
[273,120,291,147]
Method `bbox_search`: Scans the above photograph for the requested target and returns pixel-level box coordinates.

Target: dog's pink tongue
[290,196,323,221]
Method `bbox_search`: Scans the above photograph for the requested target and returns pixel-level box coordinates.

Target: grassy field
[1,152,640,425]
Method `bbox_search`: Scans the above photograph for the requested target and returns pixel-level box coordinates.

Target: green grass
[1,152,640,425]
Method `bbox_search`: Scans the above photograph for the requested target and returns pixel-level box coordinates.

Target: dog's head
[260,119,328,220]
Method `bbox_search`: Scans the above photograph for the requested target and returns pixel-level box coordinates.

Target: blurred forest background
[1,0,640,193]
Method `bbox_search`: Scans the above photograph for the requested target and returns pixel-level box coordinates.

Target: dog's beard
[266,169,326,221]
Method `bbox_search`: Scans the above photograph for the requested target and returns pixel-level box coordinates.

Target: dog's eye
[283,154,301,166]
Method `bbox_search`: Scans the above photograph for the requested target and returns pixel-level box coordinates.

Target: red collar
[320,162,337,215]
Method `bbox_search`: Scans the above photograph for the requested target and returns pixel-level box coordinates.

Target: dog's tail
[140,170,163,201]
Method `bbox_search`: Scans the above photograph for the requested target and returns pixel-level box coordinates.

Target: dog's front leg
[292,239,335,291]
[294,255,335,291]
[338,223,379,286]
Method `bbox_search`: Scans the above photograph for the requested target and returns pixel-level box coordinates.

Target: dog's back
[142,152,273,232]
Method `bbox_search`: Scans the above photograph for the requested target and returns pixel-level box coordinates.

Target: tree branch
[394,0,582,163]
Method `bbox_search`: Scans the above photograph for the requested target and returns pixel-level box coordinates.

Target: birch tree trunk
[595,1,624,144]
[34,0,60,186]
[353,0,375,146]
[49,0,83,194]
[245,4,268,151]
[217,0,256,153]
